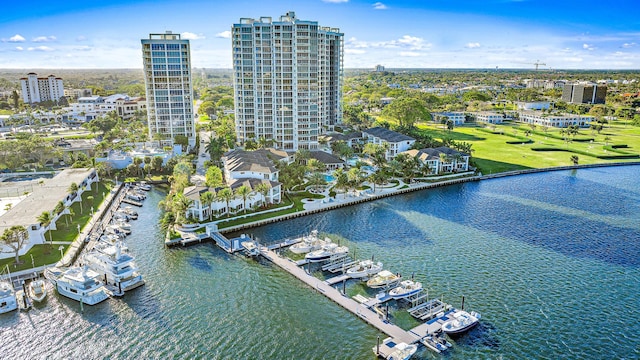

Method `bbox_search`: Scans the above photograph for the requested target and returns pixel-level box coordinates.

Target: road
[192,129,211,184]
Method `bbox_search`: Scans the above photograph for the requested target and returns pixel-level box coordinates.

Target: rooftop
[0,168,96,233]
[363,127,415,143]
[224,149,278,174]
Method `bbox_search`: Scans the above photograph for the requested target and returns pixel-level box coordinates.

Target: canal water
[1,166,639,359]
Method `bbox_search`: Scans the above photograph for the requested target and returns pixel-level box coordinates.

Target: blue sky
[1,0,639,69]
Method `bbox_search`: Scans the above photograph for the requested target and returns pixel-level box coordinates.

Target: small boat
[45,266,109,305]
[386,342,417,360]
[241,239,260,256]
[421,332,452,353]
[441,310,481,336]
[346,259,383,279]
[366,270,401,289]
[0,280,18,314]
[289,230,329,254]
[27,279,47,303]
[120,206,138,220]
[389,280,422,299]
[305,243,349,262]
[137,182,152,191]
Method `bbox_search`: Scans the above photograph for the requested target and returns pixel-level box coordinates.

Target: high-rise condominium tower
[141,31,195,147]
[232,11,344,150]
[20,73,64,104]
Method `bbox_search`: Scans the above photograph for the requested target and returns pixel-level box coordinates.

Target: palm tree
[334,167,349,199]
[369,170,387,193]
[37,211,54,245]
[133,157,144,177]
[439,153,451,174]
[173,193,193,224]
[235,185,254,214]
[307,158,325,174]
[308,172,327,192]
[0,225,28,264]
[217,187,235,217]
[570,155,579,165]
[295,148,311,165]
[255,183,271,208]
[54,201,65,217]
[200,191,215,221]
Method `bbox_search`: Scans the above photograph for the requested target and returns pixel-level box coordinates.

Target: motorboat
[386,342,417,360]
[112,220,131,232]
[346,260,383,279]
[0,280,17,314]
[290,230,329,254]
[105,224,129,237]
[119,206,138,220]
[366,270,401,289]
[45,266,109,305]
[241,239,260,256]
[441,310,481,336]
[126,192,145,202]
[389,280,423,299]
[421,332,452,353]
[137,182,152,191]
[305,243,349,262]
[27,279,47,303]
[81,241,144,295]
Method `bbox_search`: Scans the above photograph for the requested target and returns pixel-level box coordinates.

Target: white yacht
[82,241,144,295]
[389,280,423,299]
[27,279,47,303]
[305,243,349,262]
[366,270,401,289]
[137,182,152,191]
[45,266,109,305]
[441,310,481,335]
[241,239,260,256]
[290,230,329,254]
[0,280,18,314]
[346,260,383,279]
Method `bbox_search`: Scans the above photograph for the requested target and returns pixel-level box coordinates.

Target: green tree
[37,211,54,245]
[308,172,327,192]
[172,193,193,224]
[216,187,235,217]
[152,156,164,173]
[307,158,325,173]
[334,167,349,199]
[200,191,215,221]
[235,185,254,214]
[205,166,223,188]
[254,183,271,208]
[381,98,430,128]
[1,225,29,264]
[570,155,579,165]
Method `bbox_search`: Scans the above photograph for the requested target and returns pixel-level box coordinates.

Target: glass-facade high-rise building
[232,11,344,151]
[141,31,196,147]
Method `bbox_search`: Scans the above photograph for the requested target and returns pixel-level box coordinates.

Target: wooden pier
[121,198,143,207]
[258,247,446,358]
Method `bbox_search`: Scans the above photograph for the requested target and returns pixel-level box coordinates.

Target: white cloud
[181,32,205,40]
[322,0,348,2]
[216,31,231,39]
[466,42,481,48]
[345,48,366,54]
[372,2,387,9]
[15,46,23,51]
[32,36,56,43]
[8,34,26,42]
[583,43,595,51]
[76,35,87,41]
[622,42,636,48]
[399,51,421,57]
[27,46,54,52]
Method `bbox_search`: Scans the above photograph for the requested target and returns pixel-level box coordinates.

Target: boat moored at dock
[0,280,17,314]
[27,279,47,303]
[441,310,481,336]
[45,266,109,305]
[384,341,417,360]
[81,241,144,294]
[305,243,349,262]
[366,270,401,289]
[346,259,383,279]
[289,230,329,254]
[388,280,422,300]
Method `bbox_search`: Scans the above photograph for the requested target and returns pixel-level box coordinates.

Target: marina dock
[258,246,455,358]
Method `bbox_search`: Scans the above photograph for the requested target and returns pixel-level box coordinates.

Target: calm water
[1,166,639,359]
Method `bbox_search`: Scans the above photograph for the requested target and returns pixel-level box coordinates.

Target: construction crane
[533,60,546,70]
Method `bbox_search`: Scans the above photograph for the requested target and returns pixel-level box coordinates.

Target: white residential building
[141,31,196,147]
[20,73,65,104]
[432,112,466,125]
[232,11,344,151]
[518,111,593,128]
[516,101,551,110]
[362,127,415,161]
[184,149,284,221]
[472,111,505,124]
[403,147,470,175]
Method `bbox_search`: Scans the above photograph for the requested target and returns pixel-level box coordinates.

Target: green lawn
[0,244,70,272]
[413,122,640,174]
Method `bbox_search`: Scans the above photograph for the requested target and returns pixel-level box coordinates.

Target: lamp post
[77,224,81,238]
[58,245,64,259]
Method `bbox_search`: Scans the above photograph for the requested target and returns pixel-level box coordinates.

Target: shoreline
[217,161,640,235]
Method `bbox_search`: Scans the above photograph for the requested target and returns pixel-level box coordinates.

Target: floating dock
[258,247,454,358]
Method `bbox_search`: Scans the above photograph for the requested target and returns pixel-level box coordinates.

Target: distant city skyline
[1,0,639,70]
